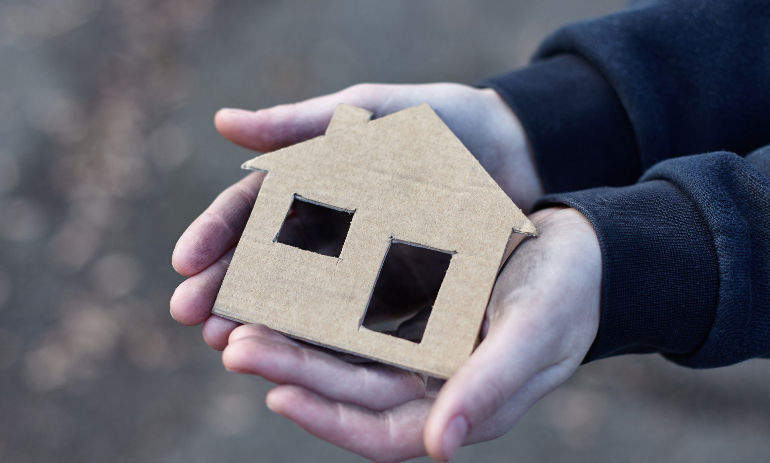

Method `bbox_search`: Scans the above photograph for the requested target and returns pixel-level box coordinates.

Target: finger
[214,84,439,154]
[423,315,556,461]
[222,324,426,411]
[227,322,301,345]
[202,315,240,351]
[424,210,601,461]
[214,87,381,153]
[215,100,336,153]
[170,248,234,325]
[267,379,547,463]
[460,361,580,446]
[172,172,264,276]
[266,385,432,463]
[229,323,374,364]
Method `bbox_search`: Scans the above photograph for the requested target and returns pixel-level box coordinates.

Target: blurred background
[1,0,769,462]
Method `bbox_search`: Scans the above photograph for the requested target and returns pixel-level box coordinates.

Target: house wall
[215,166,516,378]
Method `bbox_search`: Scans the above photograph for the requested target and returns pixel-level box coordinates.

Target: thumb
[214,85,388,153]
[422,314,558,461]
[422,208,602,460]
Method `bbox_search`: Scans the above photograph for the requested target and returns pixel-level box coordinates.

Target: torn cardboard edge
[214,103,536,378]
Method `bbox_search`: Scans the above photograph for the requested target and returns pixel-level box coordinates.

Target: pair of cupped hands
[171,83,602,462]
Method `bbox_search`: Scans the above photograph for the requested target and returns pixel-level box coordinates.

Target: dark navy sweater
[479,0,770,368]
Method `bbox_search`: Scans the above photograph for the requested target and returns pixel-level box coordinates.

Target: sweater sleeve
[478,0,770,194]
[536,146,770,367]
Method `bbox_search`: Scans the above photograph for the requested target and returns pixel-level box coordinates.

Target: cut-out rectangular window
[276,196,353,258]
[362,241,453,343]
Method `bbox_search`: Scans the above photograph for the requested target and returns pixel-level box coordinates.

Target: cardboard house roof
[214,104,535,378]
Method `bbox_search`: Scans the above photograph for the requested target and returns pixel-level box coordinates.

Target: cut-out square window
[362,241,453,343]
[276,196,353,258]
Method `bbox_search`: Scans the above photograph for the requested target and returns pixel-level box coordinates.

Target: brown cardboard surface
[214,104,535,378]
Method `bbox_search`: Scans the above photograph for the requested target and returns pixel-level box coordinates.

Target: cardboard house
[214,104,535,378]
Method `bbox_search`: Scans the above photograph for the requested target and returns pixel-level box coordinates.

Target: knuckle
[345,82,381,99]
[480,380,509,422]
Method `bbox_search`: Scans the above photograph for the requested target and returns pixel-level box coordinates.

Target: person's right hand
[170,82,546,350]
[220,207,601,462]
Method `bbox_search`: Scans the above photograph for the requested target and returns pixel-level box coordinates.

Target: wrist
[536,207,602,360]
[488,206,601,367]
[536,183,719,363]
[476,88,545,213]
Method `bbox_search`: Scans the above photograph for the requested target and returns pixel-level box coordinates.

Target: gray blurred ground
[0,0,769,462]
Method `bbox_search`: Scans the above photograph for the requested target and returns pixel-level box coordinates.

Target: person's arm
[479,0,770,194]
[170,1,770,459]
[538,145,770,367]
[479,0,770,366]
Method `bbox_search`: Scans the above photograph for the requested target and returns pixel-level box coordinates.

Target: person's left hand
[170,82,545,350]
[221,207,602,462]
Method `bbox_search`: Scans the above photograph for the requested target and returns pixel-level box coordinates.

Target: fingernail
[219,108,254,116]
[169,309,176,321]
[265,396,277,413]
[441,415,468,461]
[222,358,238,373]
